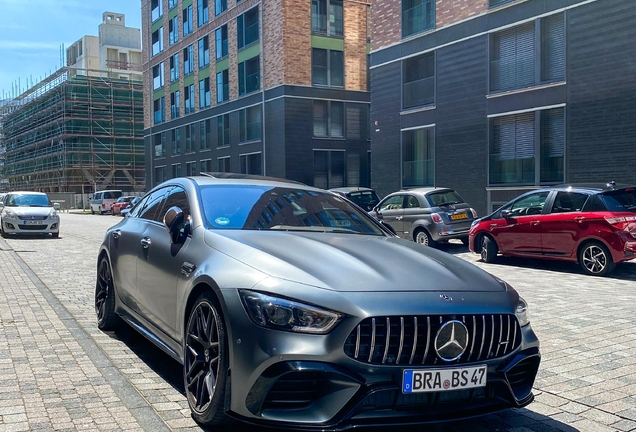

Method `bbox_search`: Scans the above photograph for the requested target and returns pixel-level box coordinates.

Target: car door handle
[140,237,151,248]
[112,229,121,240]
[530,221,541,226]
[396,216,403,220]
[574,216,585,223]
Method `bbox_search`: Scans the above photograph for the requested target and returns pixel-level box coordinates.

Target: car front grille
[18,225,48,231]
[344,314,521,366]
[17,215,48,220]
[262,371,329,410]
[505,356,540,400]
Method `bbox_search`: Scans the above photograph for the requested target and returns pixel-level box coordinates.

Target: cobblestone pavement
[1,212,636,431]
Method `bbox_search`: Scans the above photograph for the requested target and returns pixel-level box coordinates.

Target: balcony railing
[106,60,142,72]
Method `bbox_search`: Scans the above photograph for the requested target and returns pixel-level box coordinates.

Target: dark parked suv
[469,182,636,276]
[329,187,380,211]
[371,187,478,247]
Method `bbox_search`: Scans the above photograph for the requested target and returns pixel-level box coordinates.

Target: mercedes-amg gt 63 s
[95,174,540,430]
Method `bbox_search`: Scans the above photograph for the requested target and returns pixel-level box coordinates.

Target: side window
[379,195,404,211]
[104,192,112,199]
[406,195,420,208]
[94,193,102,201]
[509,192,550,216]
[129,196,149,218]
[551,192,588,213]
[139,188,171,222]
[162,187,191,221]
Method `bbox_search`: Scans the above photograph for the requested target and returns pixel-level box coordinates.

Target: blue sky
[0,0,142,100]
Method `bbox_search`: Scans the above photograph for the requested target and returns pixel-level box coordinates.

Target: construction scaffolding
[1,67,145,193]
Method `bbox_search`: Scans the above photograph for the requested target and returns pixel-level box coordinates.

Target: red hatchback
[111,196,137,216]
[469,183,636,276]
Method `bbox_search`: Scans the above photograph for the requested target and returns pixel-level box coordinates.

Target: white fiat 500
[0,191,60,238]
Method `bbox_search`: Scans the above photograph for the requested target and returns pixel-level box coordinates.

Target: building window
[170,91,180,119]
[489,0,515,7]
[313,150,345,189]
[183,5,193,36]
[402,52,434,109]
[184,45,194,75]
[218,156,231,172]
[201,159,213,173]
[154,133,166,157]
[151,0,163,22]
[169,0,178,9]
[237,7,259,50]
[198,36,210,68]
[152,62,164,90]
[199,78,211,108]
[311,0,343,36]
[489,107,565,185]
[184,84,195,114]
[201,120,212,150]
[490,13,565,93]
[312,48,343,87]
[240,153,262,175]
[172,128,181,155]
[170,53,180,82]
[217,70,229,102]
[186,124,196,153]
[313,100,344,138]
[197,0,209,27]
[402,127,434,188]
[169,16,179,45]
[239,105,261,142]
[217,114,230,146]
[185,161,197,176]
[153,97,165,124]
[402,0,435,38]
[215,0,227,16]
[172,163,182,179]
[152,28,164,56]
[154,166,166,186]
[345,104,369,140]
[238,56,260,96]
[216,25,228,59]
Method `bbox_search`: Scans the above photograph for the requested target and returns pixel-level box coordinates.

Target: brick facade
[263,0,284,88]
[371,0,401,52]
[282,0,312,86]
[436,0,487,28]
[344,1,370,91]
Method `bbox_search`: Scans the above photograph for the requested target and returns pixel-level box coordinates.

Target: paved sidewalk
[0,239,168,432]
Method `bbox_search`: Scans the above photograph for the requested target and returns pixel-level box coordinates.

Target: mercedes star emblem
[434,320,469,362]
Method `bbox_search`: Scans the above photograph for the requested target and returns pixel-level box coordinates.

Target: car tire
[578,241,615,276]
[414,229,436,247]
[95,256,120,330]
[91,208,95,215]
[0,223,6,238]
[99,209,104,215]
[480,235,498,263]
[461,237,470,246]
[52,232,60,239]
[184,292,233,427]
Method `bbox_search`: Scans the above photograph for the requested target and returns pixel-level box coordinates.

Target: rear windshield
[426,190,465,207]
[199,185,385,235]
[346,191,380,209]
[600,189,636,213]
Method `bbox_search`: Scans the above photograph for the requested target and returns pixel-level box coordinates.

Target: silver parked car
[95,174,538,429]
[0,191,61,238]
[371,187,478,247]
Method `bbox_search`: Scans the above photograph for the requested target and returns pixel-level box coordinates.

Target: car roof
[6,191,48,196]
[388,187,455,196]
[329,187,375,194]
[159,173,310,191]
[550,182,636,194]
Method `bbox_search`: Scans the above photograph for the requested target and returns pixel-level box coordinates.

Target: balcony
[106,60,142,72]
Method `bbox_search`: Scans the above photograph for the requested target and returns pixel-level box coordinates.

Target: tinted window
[346,191,380,210]
[139,188,170,222]
[128,197,146,217]
[199,185,384,235]
[582,194,607,212]
[161,187,190,221]
[550,192,588,213]
[601,189,636,213]
[505,191,549,216]
[426,190,464,207]
[406,195,420,208]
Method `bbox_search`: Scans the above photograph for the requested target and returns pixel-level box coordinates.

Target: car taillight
[605,216,636,225]
[431,213,443,223]
[470,208,478,218]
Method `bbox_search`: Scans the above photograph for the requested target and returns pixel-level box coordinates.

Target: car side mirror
[53,203,61,210]
[164,206,187,244]
[500,209,512,219]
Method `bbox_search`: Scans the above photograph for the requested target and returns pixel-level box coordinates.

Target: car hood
[4,207,53,217]
[205,230,505,293]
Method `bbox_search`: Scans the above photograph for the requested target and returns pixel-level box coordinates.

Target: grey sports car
[95,174,540,430]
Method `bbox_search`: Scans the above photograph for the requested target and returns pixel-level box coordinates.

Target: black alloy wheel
[480,235,498,263]
[579,242,615,276]
[95,256,120,330]
[184,293,232,426]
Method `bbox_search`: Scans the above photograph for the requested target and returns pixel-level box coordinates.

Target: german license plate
[450,213,468,221]
[402,365,487,393]
[24,220,42,225]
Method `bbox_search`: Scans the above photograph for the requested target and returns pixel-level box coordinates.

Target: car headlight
[3,209,16,219]
[239,290,343,334]
[516,296,529,327]
[49,209,59,219]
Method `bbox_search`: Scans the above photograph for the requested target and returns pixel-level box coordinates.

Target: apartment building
[370,0,636,214]
[142,0,371,189]
[1,12,145,193]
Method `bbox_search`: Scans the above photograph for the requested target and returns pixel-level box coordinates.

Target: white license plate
[402,365,487,393]
[24,220,43,225]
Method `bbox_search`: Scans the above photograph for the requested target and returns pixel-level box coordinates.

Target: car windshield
[200,185,385,235]
[5,194,51,207]
[427,190,465,207]
[601,189,636,213]
[347,191,380,209]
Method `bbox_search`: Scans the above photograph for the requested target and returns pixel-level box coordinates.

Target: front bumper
[221,290,540,430]
[2,217,59,235]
